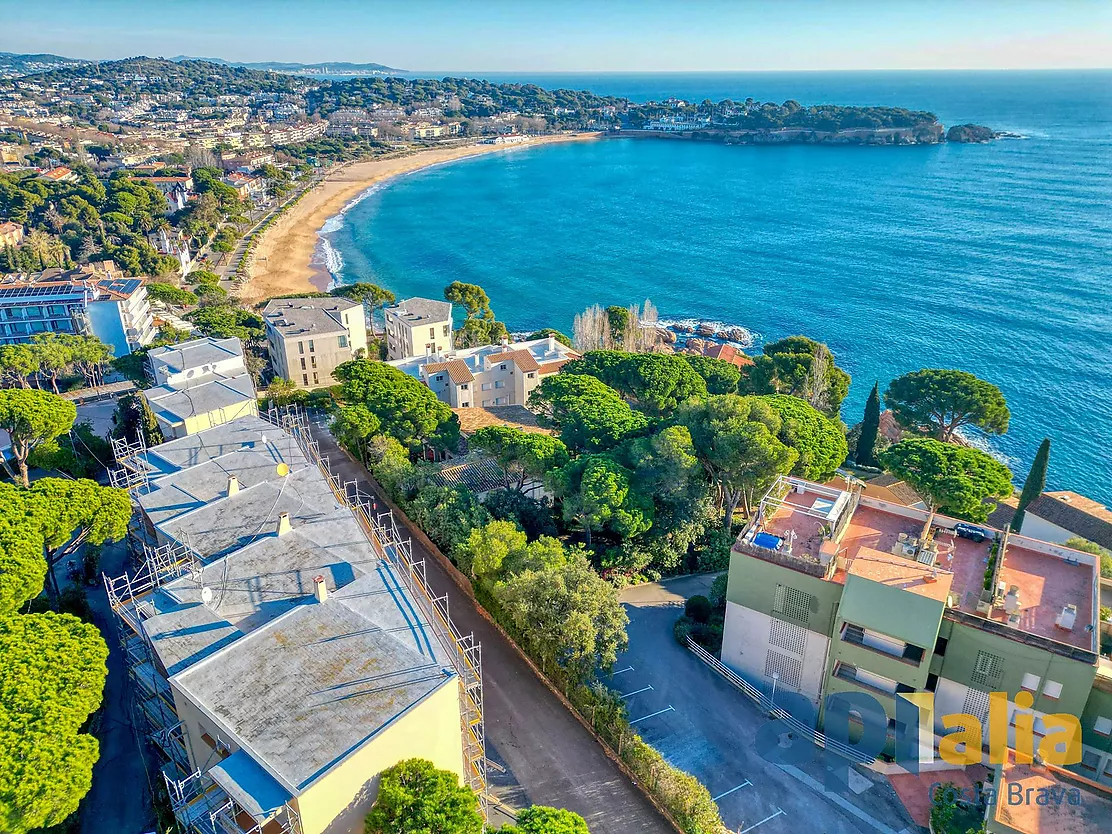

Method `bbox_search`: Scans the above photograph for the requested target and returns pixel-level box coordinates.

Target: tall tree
[0,344,38,389]
[363,758,483,834]
[884,369,1010,442]
[563,350,708,417]
[856,382,882,467]
[679,395,798,527]
[529,374,647,452]
[0,389,77,486]
[332,281,394,335]
[548,454,652,546]
[1012,438,1050,533]
[334,360,460,452]
[881,437,1013,523]
[759,394,848,482]
[741,336,851,416]
[494,550,629,684]
[444,281,507,348]
[571,304,611,352]
[682,354,742,395]
[468,426,569,492]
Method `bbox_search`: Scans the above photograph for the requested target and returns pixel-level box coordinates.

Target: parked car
[954,522,989,543]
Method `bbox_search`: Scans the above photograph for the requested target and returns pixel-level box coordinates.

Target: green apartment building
[721,476,1112,787]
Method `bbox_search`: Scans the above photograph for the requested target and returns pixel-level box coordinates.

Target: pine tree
[1012,438,1050,532]
[857,381,881,467]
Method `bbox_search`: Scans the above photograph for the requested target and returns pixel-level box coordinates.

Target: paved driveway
[617,576,918,834]
[309,424,672,834]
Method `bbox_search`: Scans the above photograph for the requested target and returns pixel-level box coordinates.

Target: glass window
[338,334,348,348]
[443,324,450,336]
[1094,716,1112,736]
[298,341,304,355]
[460,383,469,390]
[429,327,435,338]
[494,380,505,389]
[313,372,319,385]
[1042,680,1063,700]
[1020,673,1040,692]
[311,356,317,368]
[308,339,315,353]
[302,374,308,385]
[300,358,306,370]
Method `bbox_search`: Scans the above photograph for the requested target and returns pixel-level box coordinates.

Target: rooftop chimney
[313,575,328,603]
[276,512,292,537]
[547,335,556,354]
[227,474,240,497]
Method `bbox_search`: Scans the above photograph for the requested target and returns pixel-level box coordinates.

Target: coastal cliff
[946,123,999,143]
[626,123,947,145]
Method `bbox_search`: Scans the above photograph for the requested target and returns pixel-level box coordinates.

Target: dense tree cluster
[881,437,1013,522]
[0,168,180,276]
[444,281,508,348]
[739,335,851,415]
[628,98,938,132]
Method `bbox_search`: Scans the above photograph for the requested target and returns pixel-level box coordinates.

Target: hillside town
[1,44,1111,834]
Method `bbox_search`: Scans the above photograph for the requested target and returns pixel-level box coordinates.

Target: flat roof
[845,546,953,603]
[144,373,256,424]
[746,478,1098,652]
[148,336,244,373]
[262,298,360,338]
[132,414,459,794]
[993,754,1112,834]
[173,569,454,792]
[390,336,577,379]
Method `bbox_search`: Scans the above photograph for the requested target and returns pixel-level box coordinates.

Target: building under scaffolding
[105,407,485,834]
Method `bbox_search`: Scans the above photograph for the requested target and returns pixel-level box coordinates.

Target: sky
[1,0,1110,72]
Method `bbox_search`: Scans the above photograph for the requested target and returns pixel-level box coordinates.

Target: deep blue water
[329,71,1112,504]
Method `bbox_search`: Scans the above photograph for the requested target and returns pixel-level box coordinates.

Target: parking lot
[615,575,918,834]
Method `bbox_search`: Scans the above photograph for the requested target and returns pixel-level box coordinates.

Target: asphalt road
[617,576,918,834]
[309,424,674,834]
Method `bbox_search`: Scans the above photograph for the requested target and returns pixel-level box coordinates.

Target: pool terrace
[736,476,1100,657]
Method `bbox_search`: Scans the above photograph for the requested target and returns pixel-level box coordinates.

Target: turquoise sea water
[328,71,1112,503]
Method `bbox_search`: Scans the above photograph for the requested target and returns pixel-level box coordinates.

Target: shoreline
[240,133,602,304]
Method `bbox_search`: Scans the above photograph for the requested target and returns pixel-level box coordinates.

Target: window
[481,382,491,391]
[302,374,308,385]
[925,673,939,692]
[482,400,491,407]
[435,374,444,382]
[300,358,306,370]
[1020,673,1041,692]
[298,341,304,355]
[527,372,535,379]
[1094,716,1112,736]
[459,383,469,390]
[338,334,348,348]
[934,636,948,656]
[429,327,435,338]
[311,356,317,368]
[313,372,319,385]
[308,339,315,353]
[443,324,450,336]
[494,380,505,389]
[1080,750,1101,772]
[1042,680,1063,700]
[499,363,507,371]
[461,401,470,407]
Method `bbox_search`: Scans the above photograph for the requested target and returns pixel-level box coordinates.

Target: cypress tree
[856,381,881,467]
[1012,438,1050,532]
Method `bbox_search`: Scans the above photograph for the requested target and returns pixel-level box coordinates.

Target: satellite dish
[201,586,213,604]
[276,462,290,477]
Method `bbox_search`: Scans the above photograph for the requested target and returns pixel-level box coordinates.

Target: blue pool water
[329,71,1112,503]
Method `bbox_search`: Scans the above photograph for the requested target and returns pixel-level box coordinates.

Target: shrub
[673,615,695,646]
[709,573,728,610]
[695,528,734,573]
[685,595,713,624]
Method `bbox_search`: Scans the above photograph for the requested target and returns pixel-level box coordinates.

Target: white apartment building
[389,336,579,408]
[383,297,454,361]
[143,337,258,439]
[0,263,156,355]
[263,297,368,389]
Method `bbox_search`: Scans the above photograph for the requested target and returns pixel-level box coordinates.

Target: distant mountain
[0,51,90,74]
[170,56,405,75]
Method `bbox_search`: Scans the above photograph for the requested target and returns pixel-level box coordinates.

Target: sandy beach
[240,133,601,304]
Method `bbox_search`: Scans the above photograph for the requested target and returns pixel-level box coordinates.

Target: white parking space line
[712,781,751,801]
[630,705,674,725]
[620,685,654,699]
[739,808,784,833]
[612,665,635,675]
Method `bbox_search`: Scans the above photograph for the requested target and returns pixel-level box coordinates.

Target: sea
[323,70,1112,504]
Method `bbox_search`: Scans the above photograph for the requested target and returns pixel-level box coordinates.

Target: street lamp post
[770,671,780,710]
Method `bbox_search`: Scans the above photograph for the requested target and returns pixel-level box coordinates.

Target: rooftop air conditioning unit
[1055,604,1078,631]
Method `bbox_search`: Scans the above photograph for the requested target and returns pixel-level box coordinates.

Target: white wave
[954,427,1019,470]
[657,316,760,348]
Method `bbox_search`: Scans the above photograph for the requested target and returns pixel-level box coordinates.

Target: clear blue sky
[2,0,1110,72]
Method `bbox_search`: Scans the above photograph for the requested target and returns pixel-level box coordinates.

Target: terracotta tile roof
[498,349,540,372]
[444,359,474,384]
[538,359,569,374]
[864,473,926,507]
[702,343,754,368]
[452,406,552,435]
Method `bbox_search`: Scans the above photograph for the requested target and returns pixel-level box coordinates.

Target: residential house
[39,165,79,182]
[389,336,579,409]
[383,297,453,360]
[142,337,258,438]
[263,297,367,389]
[719,474,1112,787]
[700,342,754,369]
[104,412,481,834]
[0,262,156,354]
[991,492,1112,553]
[220,150,274,172]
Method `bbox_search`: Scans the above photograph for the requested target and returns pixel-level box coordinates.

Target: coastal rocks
[724,327,749,342]
[656,327,677,344]
[695,323,716,337]
[685,338,707,354]
[946,124,999,143]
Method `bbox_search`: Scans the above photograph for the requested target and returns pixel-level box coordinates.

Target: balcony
[841,622,925,666]
[832,662,916,699]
